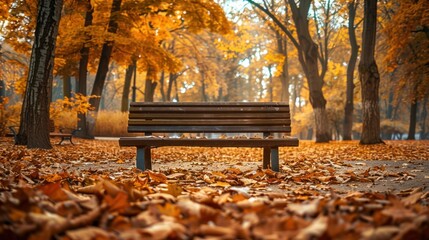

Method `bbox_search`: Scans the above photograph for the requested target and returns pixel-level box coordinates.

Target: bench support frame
[120,102,298,172]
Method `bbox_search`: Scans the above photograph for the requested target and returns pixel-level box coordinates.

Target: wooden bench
[8,120,80,145]
[119,102,299,172]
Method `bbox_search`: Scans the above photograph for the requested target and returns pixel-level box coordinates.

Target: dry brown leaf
[39,182,69,202]
[177,199,219,222]
[295,215,328,240]
[103,179,123,197]
[361,226,399,240]
[166,183,183,197]
[381,206,417,223]
[108,215,132,232]
[76,182,103,195]
[141,222,186,240]
[156,202,181,218]
[104,191,129,213]
[211,181,231,187]
[65,226,111,240]
[199,224,236,237]
[288,199,320,217]
[401,191,424,206]
[147,171,167,183]
[55,200,83,217]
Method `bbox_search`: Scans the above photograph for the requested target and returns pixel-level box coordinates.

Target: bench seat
[120,102,299,172]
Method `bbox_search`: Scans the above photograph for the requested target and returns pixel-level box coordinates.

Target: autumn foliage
[1,138,429,239]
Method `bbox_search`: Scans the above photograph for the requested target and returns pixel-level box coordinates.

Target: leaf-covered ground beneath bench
[1,138,428,239]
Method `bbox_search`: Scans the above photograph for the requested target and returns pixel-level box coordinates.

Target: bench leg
[136,147,152,171]
[271,147,279,172]
[263,147,270,169]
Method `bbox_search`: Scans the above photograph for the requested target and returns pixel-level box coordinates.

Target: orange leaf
[104,191,129,213]
[39,182,69,202]
[148,171,167,183]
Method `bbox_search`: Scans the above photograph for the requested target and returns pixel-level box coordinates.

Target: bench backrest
[127,102,291,134]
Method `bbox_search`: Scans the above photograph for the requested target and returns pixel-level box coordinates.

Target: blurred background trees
[0,0,428,141]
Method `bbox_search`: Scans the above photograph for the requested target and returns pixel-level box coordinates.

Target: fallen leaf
[65,226,111,240]
[147,171,167,183]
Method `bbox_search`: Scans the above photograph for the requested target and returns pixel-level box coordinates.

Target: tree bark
[359,0,383,144]
[121,62,135,112]
[89,0,122,112]
[144,67,157,102]
[420,97,428,139]
[343,1,359,140]
[291,0,330,142]
[276,31,290,103]
[166,73,177,101]
[16,0,63,148]
[77,0,93,138]
[407,101,417,140]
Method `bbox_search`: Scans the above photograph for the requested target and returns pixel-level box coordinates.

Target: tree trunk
[16,0,63,148]
[160,71,166,102]
[288,0,330,142]
[0,80,5,102]
[359,0,383,144]
[166,73,177,101]
[63,75,71,98]
[144,67,157,102]
[201,71,208,102]
[343,1,359,140]
[121,62,135,112]
[77,0,93,138]
[89,0,122,112]
[407,101,417,140]
[420,97,428,139]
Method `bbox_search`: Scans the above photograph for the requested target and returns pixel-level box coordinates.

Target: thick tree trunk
[16,0,63,148]
[359,0,383,144]
[343,1,359,140]
[121,63,135,112]
[77,0,93,138]
[297,28,330,142]
[290,0,330,142]
[89,0,122,111]
[407,101,417,140]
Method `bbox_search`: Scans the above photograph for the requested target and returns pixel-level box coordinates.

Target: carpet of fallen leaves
[1,137,429,240]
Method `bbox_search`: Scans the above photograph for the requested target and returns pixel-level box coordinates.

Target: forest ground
[1,137,429,239]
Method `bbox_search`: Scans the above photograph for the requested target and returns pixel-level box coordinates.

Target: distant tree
[246,0,339,142]
[89,0,122,112]
[77,0,94,137]
[359,0,383,144]
[343,0,360,140]
[382,0,429,140]
[15,0,64,148]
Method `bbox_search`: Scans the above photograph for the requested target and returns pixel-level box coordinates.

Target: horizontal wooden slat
[128,119,291,126]
[119,137,299,147]
[130,102,289,107]
[128,125,291,133]
[129,106,289,113]
[129,113,289,119]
